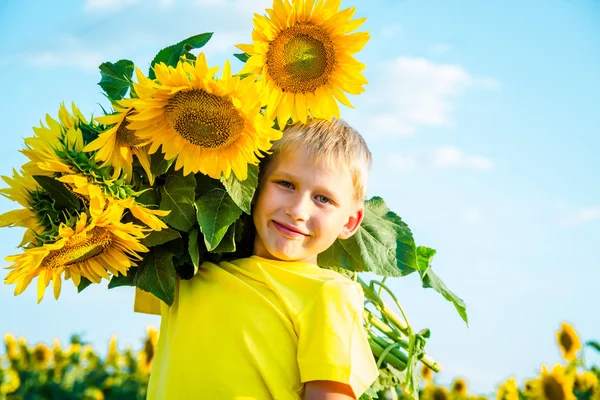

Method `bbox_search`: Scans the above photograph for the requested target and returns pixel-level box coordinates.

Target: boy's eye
[315,195,331,204]
[276,180,294,189]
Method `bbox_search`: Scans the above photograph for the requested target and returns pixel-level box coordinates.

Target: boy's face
[252,148,364,264]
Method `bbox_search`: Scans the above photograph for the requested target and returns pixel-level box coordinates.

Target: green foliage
[319,197,418,276]
[134,247,177,306]
[32,175,81,211]
[587,341,600,353]
[149,150,175,178]
[195,187,243,251]
[140,228,181,247]
[187,226,203,274]
[159,171,197,231]
[98,59,135,101]
[417,246,468,325]
[108,268,138,289]
[234,52,250,63]
[220,164,259,214]
[148,33,213,79]
[77,277,93,293]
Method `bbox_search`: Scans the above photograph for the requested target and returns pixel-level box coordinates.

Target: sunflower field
[1,322,598,400]
[0,0,471,397]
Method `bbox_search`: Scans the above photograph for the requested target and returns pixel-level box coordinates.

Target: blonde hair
[266,118,372,203]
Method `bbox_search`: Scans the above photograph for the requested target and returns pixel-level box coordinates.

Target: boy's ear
[338,207,364,240]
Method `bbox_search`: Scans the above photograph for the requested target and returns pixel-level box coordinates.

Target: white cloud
[84,0,140,13]
[564,206,600,225]
[202,31,248,55]
[432,145,494,170]
[386,146,494,173]
[25,51,106,71]
[361,57,499,139]
[387,153,417,173]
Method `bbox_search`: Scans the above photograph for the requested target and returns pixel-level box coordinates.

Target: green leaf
[188,226,204,272]
[195,188,243,251]
[150,150,176,177]
[234,53,250,63]
[149,33,213,79]
[195,172,222,198]
[134,247,177,306]
[418,250,468,325]
[586,341,600,353]
[77,277,93,293]
[220,164,259,214]
[211,222,237,253]
[98,60,134,101]
[141,228,181,247]
[135,188,159,207]
[159,171,197,231]
[107,268,138,289]
[318,197,418,277]
[416,246,437,272]
[33,175,81,210]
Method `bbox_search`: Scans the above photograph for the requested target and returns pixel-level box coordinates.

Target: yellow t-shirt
[135,255,378,400]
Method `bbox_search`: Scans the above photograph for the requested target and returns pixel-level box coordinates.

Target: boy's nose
[285,194,310,221]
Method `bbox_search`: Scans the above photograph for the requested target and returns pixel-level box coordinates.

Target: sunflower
[105,334,118,367]
[83,388,105,400]
[0,170,56,245]
[4,333,19,361]
[420,363,434,383]
[127,54,282,180]
[111,197,169,231]
[4,207,149,303]
[531,364,576,400]
[422,385,450,400]
[556,322,582,363]
[236,0,369,125]
[32,343,52,368]
[0,368,20,395]
[451,378,468,397]
[138,325,159,376]
[57,174,107,218]
[20,108,82,178]
[575,371,598,393]
[83,100,153,184]
[497,377,519,400]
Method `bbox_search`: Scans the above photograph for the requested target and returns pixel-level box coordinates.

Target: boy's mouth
[272,220,309,238]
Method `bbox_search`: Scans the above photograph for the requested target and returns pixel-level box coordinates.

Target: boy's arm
[304,380,356,400]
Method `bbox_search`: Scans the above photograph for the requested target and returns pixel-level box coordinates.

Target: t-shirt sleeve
[133,287,162,315]
[297,278,379,398]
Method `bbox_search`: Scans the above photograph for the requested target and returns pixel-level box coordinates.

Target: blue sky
[0,0,598,395]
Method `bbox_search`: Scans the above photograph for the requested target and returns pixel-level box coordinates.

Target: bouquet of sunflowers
[0,1,467,397]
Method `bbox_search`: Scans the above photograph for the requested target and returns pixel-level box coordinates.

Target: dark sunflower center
[164,90,245,149]
[543,377,566,400]
[116,121,144,146]
[433,388,448,400]
[43,227,112,268]
[33,347,50,363]
[267,22,336,93]
[559,331,573,353]
[453,382,465,394]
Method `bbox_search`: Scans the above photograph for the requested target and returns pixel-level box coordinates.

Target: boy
[135,118,379,399]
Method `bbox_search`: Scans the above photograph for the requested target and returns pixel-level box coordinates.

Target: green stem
[369,332,409,364]
[368,338,407,371]
[358,277,409,335]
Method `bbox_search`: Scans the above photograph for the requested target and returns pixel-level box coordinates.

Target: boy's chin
[262,247,317,264]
